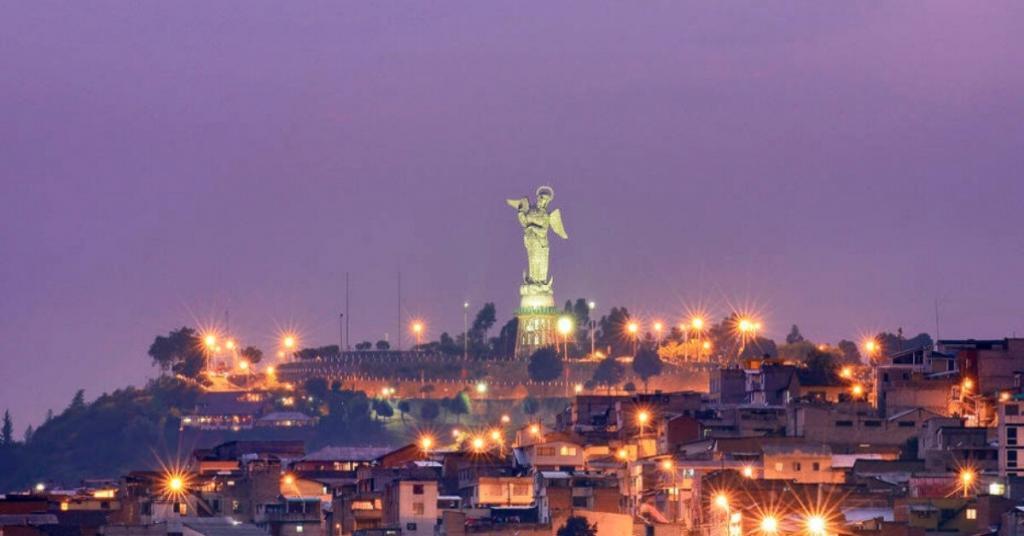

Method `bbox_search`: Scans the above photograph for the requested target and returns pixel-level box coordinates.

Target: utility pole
[397,270,402,351]
[339,313,344,353]
[345,272,350,350]
[463,301,470,360]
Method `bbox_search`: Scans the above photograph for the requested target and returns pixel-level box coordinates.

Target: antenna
[397,270,402,351]
[345,272,350,350]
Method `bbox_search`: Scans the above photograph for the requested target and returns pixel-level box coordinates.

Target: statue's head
[536,186,554,208]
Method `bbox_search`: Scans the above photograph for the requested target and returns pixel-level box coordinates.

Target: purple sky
[2,2,1024,428]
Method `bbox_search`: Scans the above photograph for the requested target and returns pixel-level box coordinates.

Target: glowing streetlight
[574,383,584,394]
[238,360,250,372]
[714,493,729,510]
[738,319,753,333]
[616,448,629,460]
[960,469,975,497]
[529,424,541,436]
[653,322,663,342]
[282,335,297,350]
[863,339,879,356]
[282,474,295,486]
[742,466,754,478]
[489,429,503,443]
[661,459,674,471]
[627,322,639,335]
[690,317,705,331]
[963,378,974,391]
[760,515,779,535]
[840,366,852,379]
[225,339,236,350]
[419,435,434,452]
[411,321,424,346]
[34,483,46,493]
[471,436,486,452]
[203,334,217,349]
[806,515,826,536]
[500,414,511,424]
[1001,392,1012,402]
[451,428,461,438]
[168,476,184,492]
[637,410,650,427]
[475,382,488,394]
[266,366,276,376]
[557,316,575,359]
[851,384,864,398]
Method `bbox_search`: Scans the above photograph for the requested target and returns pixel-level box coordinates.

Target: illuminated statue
[507,186,568,357]
[506,186,568,295]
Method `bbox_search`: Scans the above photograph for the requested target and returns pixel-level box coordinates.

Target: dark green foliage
[373,399,394,419]
[592,357,625,390]
[355,341,373,350]
[419,400,440,422]
[786,325,805,344]
[522,397,540,415]
[295,345,339,360]
[837,340,862,363]
[876,331,933,357]
[147,327,205,379]
[623,382,636,393]
[240,346,264,364]
[528,347,563,382]
[595,307,633,356]
[375,340,391,351]
[632,347,663,390]
[450,392,471,421]
[397,401,411,421]
[304,378,329,399]
[1,411,12,445]
[557,516,598,536]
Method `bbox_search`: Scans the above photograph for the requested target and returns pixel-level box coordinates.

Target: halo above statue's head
[536,185,554,200]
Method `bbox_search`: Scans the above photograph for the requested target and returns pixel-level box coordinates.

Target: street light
[760,515,779,535]
[476,382,488,394]
[557,316,575,360]
[714,493,729,511]
[419,434,434,453]
[653,322,663,343]
[463,301,470,360]
[627,322,640,355]
[806,515,826,536]
[411,321,424,346]
[960,469,975,497]
[637,410,650,436]
[588,301,597,357]
[471,436,486,453]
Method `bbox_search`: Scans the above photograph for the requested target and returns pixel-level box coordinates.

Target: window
[1007,404,1020,416]
[899,421,915,428]
[774,462,784,472]
[512,484,531,496]
[1008,427,1018,446]
[792,462,802,471]
[835,421,853,427]
[812,462,821,471]
[572,496,589,508]
[559,446,577,456]
[406,523,418,531]
[966,508,977,520]
[864,420,882,427]
[1008,450,1018,467]
[233,500,241,513]
[413,484,424,495]
[412,502,425,515]
[296,525,303,533]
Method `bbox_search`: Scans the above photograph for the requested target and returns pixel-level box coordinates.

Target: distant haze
[2,2,1024,427]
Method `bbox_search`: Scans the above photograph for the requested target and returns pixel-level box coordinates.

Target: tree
[355,341,373,351]
[295,345,339,360]
[397,401,411,422]
[147,327,205,378]
[837,340,862,363]
[557,516,598,536]
[592,357,625,392]
[68,390,86,412]
[523,397,540,415]
[596,307,633,357]
[450,392,471,422]
[373,399,394,420]
[240,346,264,364]
[876,331,933,356]
[419,384,436,399]
[632,347,663,392]
[471,303,498,339]
[375,340,391,351]
[419,400,440,422]
[494,319,518,358]
[786,325,805,344]
[23,425,33,444]
[623,382,637,394]
[1,410,13,445]
[304,378,329,400]
[528,347,564,382]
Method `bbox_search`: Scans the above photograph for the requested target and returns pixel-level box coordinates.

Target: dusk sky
[2,2,1024,428]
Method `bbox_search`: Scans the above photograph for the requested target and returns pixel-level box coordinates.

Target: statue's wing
[506,197,529,211]
[549,209,568,239]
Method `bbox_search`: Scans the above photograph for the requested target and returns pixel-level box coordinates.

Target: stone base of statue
[515,278,559,359]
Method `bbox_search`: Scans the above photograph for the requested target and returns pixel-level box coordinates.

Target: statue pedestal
[515,283,558,359]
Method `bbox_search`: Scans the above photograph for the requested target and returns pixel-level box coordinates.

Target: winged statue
[506,185,568,287]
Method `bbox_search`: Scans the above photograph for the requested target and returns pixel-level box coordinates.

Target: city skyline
[4,1,1024,428]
